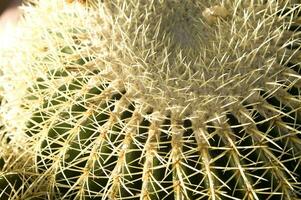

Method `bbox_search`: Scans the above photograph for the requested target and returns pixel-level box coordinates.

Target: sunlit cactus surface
[0,0,301,199]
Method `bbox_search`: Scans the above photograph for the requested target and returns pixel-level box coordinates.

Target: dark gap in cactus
[262,94,301,188]
[226,114,281,198]
[0,173,26,199]
[285,61,301,76]
[277,5,301,18]
[263,89,301,134]
[43,73,93,109]
[26,78,49,101]
[61,46,74,54]
[34,75,111,177]
[85,83,110,100]
[85,102,134,199]
[130,115,172,200]
[25,69,73,106]
[287,85,300,96]
[37,121,74,172]
[206,123,243,200]
[55,89,122,198]
[72,76,90,88]
[71,56,95,66]
[47,68,69,79]
[156,117,173,200]
[55,125,104,197]
[288,23,301,32]
[284,39,301,50]
[243,106,286,199]
[226,113,252,150]
[275,98,301,135]
[206,122,215,135]
[226,113,243,136]
[5,134,11,144]
[276,8,292,17]
[226,113,277,199]
[64,105,111,163]
[121,103,135,120]
[252,106,274,137]
[36,77,87,171]
[225,113,257,198]
[258,91,288,148]
[0,116,10,143]
[182,119,203,199]
[33,78,48,90]
[119,117,150,199]
[251,104,301,198]
[25,111,50,137]
[108,92,125,111]
[42,77,84,108]
[0,157,4,170]
[26,76,80,170]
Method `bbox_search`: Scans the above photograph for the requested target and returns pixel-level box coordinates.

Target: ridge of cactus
[0,0,301,199]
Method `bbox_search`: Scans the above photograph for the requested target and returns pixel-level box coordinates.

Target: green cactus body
[1,0,301,199]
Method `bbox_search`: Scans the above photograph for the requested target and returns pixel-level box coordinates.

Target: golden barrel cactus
[0,0,301,199]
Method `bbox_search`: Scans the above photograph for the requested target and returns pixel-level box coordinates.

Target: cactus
[1,0,301,199]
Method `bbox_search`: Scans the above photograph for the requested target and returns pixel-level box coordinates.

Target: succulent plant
[1,0,301,199]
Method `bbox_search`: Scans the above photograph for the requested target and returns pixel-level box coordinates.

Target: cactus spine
[1,0,301,199]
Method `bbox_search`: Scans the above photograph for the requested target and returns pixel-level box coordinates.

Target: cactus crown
[0,0,301,199]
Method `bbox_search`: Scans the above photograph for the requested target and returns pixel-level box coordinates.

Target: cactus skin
[1,0,301,199]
